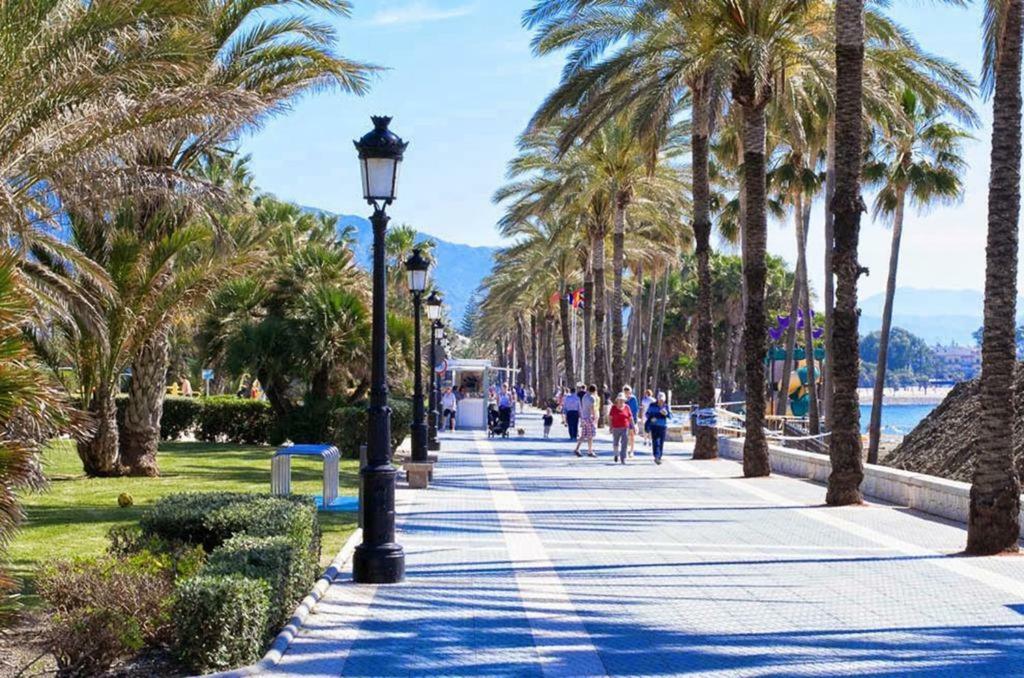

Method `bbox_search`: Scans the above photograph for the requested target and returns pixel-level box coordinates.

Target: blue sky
[241,0,992,300]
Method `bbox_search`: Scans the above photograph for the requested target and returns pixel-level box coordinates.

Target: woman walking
[610,393,634,465]
[645,392,672,465]
[574,384,599,458]
[639,389,656,447]
[623,386,639,458]
[441,387,458,431]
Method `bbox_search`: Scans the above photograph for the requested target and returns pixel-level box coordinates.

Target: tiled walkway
[262,410,1024,677]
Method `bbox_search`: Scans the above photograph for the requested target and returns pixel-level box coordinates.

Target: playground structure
[271,444,358,512]
[768,346,826,417]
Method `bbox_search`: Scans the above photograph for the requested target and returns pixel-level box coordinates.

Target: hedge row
[143,492,322,673]
[118,395,414,457]
[115,396,273,444]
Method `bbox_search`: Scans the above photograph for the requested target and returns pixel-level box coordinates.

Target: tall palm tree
[120,0,373,476]
[864,88,971,463]
[968,0,1023,554]
[829,0,867,505]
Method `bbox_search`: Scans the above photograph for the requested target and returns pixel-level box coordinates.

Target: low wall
[716,436,1024,538]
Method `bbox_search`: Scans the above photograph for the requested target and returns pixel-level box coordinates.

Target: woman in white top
[639,389,656,445]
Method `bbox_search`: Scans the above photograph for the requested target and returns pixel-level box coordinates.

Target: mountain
[858,288,1019,346]
[303,208,496,325]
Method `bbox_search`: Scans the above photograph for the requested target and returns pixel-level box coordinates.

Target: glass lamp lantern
[425,291,443,321]
[405,248,429,293]
[354,116,408,204]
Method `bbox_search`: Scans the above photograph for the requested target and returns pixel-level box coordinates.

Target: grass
[8,440,360,606]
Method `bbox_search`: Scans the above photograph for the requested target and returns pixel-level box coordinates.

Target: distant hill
[303,207,495,325]
[858,288,1015,346]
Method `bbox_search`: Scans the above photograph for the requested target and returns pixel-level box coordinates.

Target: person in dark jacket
[645,392,672,464]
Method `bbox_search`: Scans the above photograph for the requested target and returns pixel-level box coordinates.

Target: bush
[37,557,175,676]
[206,535,317,633]
[140,492,321,561]
[197,396,273,444]
[107,524,207,581]
[173,575,271,674]
[160,396,203,440]
[330,397,413,459]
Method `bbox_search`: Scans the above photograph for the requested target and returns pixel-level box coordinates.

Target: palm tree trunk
[530,313,538,396]
[829,0,867,505]
[559,286,576,388]
[823,121,837,428]
[120,330,168,477]
[592,228,608,405]
[968,0,1023,554]
[77,383,121,477]
[611,197,628,391]
[642,268,658,391]
[868,189,906,463]
[651,269,670,394]
[737,91,770,477]
[546,312,558,397]
[693,82,719,459]
[516,318,527,388]
[583,255,594,387]
[626,265,642,386]
[797,193,820,434]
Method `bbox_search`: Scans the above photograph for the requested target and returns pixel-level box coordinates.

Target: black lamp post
[352,116,407,585]
[426,291,443,451]
[405,249,430,463]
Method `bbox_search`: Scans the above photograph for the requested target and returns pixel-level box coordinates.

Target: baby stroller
[488,403,511,438]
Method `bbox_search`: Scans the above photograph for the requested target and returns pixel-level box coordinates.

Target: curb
[203,527,364,677]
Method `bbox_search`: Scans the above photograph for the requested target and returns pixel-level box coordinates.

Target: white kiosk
[443,359,519,430]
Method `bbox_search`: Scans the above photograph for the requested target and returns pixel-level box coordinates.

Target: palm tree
[968,0,1023,554]
[864,89,971,463]
[0,255,70,623]
[119,0,373,476]
[829,0,867,505]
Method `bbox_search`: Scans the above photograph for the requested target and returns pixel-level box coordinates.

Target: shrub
[107,525,206,581]
[140,492,321,561]
[174,575,271,674]
[160,396,203,440]
[37,557,175,676]
[197,396,273,444]
[330,397,413,459]
[206,535,317,633]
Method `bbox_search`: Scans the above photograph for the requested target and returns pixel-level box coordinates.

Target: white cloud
[368,1,476,26]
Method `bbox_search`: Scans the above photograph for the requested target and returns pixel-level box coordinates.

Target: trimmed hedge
[330,398,413,459]
[140,492,321,560]
[205,535,317,633]
[197,396,272,444]
[160,397,204,440]
[173,575,271,674]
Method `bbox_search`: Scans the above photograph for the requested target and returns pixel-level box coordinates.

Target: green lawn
[9,441,360,604]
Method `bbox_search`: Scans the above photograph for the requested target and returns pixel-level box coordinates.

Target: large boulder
[885,367,1024,483]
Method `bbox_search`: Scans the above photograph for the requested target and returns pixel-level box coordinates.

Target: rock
[885,367,1024,483]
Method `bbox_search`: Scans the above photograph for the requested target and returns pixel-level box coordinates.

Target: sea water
[858,404,936,435]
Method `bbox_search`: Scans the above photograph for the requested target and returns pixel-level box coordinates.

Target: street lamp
[352,116,407,585]
[426,291,443,451]
[405,249,430,464]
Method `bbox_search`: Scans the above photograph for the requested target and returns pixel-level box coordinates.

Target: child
[609,393,634,465]
[542,408,554,438]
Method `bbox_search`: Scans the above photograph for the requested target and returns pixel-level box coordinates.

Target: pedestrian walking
[562,386,581,441]
[609,393,634,465]
[645,392,672,464]
[623,385,639,458]
[441,387,458,431]
[639,389,655,446]
[542,408,554,439]
[498,384,513,432]
[516,384,526,413]
[574,384,598,458]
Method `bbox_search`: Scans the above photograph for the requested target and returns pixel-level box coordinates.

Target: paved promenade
[263,410,1024,677]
